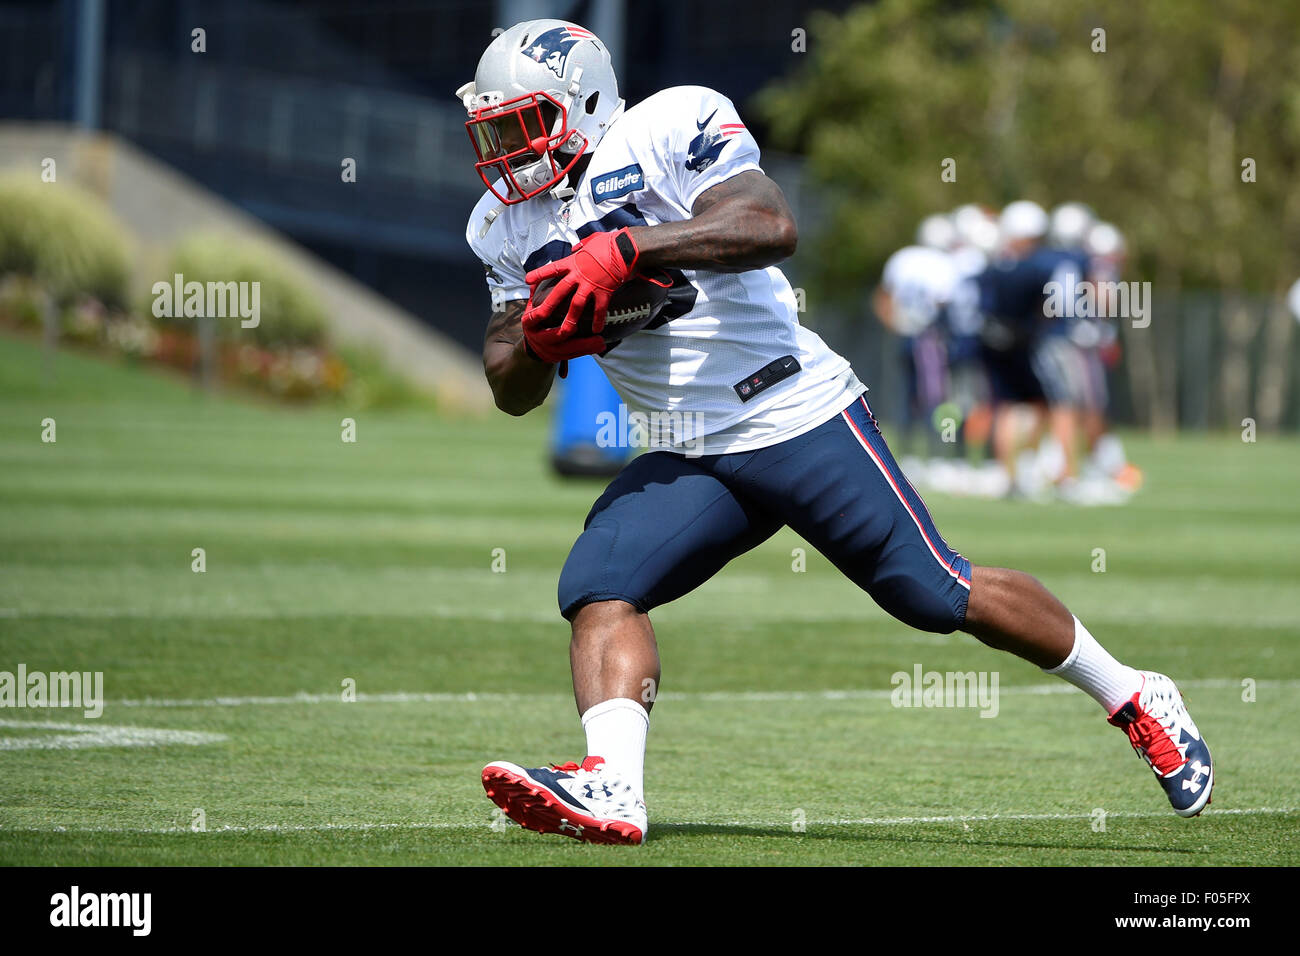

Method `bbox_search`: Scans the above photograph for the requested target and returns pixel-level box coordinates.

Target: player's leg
[1080,347,1109,451]
[897,336,922,454]
[710,394,974,634]
[482,449,782,843]
[991,400,1018,478]
[1031,334,1086,484]
[963,563,1148,724]
[559,447,781,711]
[961,565,1071,666]
[569,599,659,717]
[947,352,988,461]
[730,393,1212,816]
[913,325,950,457]
[983,343,1044,489]
[559,450,780,786]
[961,562,1211,815]
[1079,345,1144,493]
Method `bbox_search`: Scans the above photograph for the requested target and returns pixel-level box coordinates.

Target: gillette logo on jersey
[592,164,643,201]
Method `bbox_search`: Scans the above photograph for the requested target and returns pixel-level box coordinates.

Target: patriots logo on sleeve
[685,111,746,173]
[523,25,593,79]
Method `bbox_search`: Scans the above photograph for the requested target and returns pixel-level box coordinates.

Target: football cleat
[482,756,647,845]
[1108,671,1213,817]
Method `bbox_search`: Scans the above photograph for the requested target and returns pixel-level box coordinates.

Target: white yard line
[0,719,227,750]
[0,606,565,623]
[815,807,1298,826]
[1,806,1295,835]
[107,678,1299,709]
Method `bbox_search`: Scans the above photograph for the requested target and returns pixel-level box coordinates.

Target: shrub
[0,175,131,308]
[158,234,329,348]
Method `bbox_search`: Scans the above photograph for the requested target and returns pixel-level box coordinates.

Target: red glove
[523,228,640,338]
[520,270,606,364]
[520,316,605,365]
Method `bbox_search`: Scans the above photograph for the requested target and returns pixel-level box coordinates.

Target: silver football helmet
[457,19,624,204]
[916,213,958,251]
[1048,202,1097,250]
[1084,221,1126,259]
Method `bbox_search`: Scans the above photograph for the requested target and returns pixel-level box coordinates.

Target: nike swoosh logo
[697,109,718,131]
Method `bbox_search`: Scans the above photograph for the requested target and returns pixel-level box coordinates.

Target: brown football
[530,269,675,346]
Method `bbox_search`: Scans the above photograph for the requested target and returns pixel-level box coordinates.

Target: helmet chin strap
[545,67,586,202]
[477,201,505,239]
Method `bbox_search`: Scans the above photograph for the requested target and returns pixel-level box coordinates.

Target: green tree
[757,0,1300,428]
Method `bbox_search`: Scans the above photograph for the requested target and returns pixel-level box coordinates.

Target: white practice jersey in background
[467,85,863,455]
[880,245,961,336]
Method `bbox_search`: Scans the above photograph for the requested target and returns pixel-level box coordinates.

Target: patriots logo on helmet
[685,114,746,173]
[523,26,593,79]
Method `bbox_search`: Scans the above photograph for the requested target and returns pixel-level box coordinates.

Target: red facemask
[466,91,587,204]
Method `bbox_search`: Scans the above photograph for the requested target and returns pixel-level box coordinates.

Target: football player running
[460,20,1212,844]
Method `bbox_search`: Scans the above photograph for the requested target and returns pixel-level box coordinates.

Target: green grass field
[1,332,1297,866]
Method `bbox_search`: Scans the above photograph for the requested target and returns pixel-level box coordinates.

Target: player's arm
[483,298,557,416]
[625,170,798,273]
[872,286,899,332]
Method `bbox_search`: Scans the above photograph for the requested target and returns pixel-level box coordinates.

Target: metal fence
[805,288,1300,435]
[105,51,480,198]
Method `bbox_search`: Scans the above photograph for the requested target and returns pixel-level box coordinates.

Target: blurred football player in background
[978,200,1058,488]
[872,214,960,457]
[1078,220,1143,493]
[946,203,998,465]
[879,200,1142,504]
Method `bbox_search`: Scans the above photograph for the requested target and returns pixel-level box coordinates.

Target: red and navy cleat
[1108,671,1213,817]
[482,756,647,845]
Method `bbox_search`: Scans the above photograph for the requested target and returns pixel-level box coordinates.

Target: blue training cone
[550,356,631,478]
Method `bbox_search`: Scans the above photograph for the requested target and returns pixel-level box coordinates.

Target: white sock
[581,697,649,797]
[1044,616,1143,713]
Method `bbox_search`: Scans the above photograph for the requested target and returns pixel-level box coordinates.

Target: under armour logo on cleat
[558,820,583,836]
[583,783,613,799]
[1181,760,1209,793]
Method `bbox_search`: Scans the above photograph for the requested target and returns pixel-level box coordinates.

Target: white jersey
[880,245,961,336]
[950,246,988,282]
[466,85,863,455]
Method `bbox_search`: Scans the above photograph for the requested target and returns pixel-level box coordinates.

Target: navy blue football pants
[558,394,972,633]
